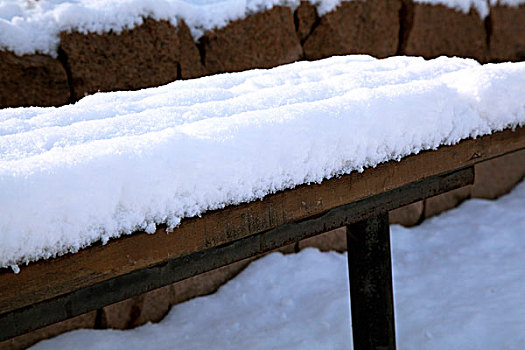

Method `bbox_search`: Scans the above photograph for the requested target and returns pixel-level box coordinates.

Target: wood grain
[1,126,523,315]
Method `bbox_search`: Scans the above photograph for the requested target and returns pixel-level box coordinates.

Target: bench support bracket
[347,213,396,350]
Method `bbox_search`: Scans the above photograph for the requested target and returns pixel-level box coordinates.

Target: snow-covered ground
[2,0,525,56]
[1,55,525,271]
[32,179,525,350]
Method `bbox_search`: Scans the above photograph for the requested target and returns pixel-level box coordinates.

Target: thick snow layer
[1,55,525,271]
[32,181,525,349]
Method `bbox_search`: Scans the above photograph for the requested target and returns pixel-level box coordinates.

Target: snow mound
[1,55,525,270]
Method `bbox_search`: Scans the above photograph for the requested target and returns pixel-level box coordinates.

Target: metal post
[346,213,396,350]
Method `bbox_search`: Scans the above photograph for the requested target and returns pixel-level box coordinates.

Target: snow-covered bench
[1,55,524,348]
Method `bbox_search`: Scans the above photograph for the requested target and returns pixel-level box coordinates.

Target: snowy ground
[32,180,525,350]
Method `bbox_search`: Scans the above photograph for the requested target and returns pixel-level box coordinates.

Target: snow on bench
[1,55,525,272]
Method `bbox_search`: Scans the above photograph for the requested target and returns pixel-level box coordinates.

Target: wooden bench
[1,126,524,349]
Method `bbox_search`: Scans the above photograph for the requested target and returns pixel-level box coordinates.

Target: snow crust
[32,181,525,349]
[3,0,525,56]
[1,55,525,270]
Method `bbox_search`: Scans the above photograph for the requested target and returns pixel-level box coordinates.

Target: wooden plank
[347,214,396,350]
[0,167,474,341]
[0,126,523,317]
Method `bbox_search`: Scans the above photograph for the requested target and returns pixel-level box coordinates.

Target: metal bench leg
[346,213,396,350]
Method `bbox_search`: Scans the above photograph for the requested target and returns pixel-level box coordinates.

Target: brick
[489,4,525,62]
[101,287,171,330]
[403,3,487,62]
[424,185,472,218]
[390,200,424,227]
[472,150,525,199]
[60,19,203,99]
[176,21,207,79]
[0,51,69,108]
[295,1,318,42]
[303,0,401,60]
[202,6,303,75]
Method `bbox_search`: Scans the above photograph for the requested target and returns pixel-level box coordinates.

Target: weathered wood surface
[0,126,523,319]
